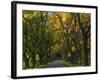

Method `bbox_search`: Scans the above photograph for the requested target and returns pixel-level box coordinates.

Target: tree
[22,10,91,69]
[76,13,91,66]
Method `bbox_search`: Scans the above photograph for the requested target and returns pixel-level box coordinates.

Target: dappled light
[22,10,91,69]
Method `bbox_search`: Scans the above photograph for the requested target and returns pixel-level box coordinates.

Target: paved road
[44,60,68,68]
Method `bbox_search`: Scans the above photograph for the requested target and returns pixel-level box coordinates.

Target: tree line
[22,10,91,69]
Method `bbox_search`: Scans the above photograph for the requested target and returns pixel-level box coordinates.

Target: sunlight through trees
[22,10,91,69]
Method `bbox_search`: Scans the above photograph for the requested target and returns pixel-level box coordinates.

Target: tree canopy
[22,10,91,69]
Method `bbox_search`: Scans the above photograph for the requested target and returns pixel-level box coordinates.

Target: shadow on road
[44,60,68,68]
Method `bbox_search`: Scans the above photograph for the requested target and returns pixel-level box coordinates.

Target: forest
[22,10,91,69]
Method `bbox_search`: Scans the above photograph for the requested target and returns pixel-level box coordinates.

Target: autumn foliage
[22,10,91,69]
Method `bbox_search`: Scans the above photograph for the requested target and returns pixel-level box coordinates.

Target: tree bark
[83,39,89,66]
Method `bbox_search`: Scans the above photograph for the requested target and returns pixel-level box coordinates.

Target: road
[44,60,68,68]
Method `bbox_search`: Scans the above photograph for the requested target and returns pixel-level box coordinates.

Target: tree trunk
[84,39,89,66]
[32,53,35,68]
[23,53,30,69]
